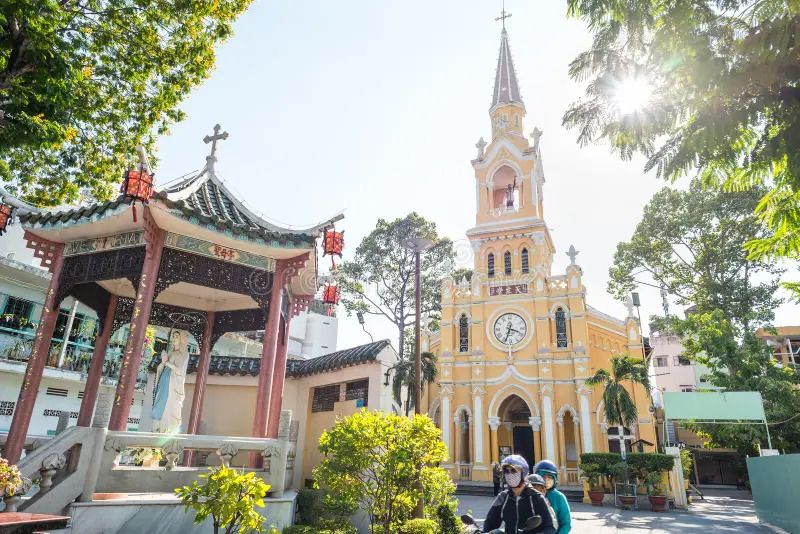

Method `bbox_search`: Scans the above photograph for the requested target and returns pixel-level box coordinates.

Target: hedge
[626,453,675,481]
[400,519,437,534]
[579,452,621,475]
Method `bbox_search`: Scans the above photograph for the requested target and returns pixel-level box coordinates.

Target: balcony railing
[0,327,148,388]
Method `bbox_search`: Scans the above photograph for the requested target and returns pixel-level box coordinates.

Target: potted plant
[0,457,25,512]
[645,472,668,512]
[580,463,605,506]
[611,462,637,508]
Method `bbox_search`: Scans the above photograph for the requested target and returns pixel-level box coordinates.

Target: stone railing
[564,468,580,486]
[458,463,472,480]
[97,427,290,497]
[2,411,293,516]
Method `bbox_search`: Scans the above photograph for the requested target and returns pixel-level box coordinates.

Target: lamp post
[401,236,433,519]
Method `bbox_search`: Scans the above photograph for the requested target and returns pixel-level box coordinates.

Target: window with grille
[2,297,33,322]
[312,384,340,413]
[0,401,14,416]
[521,249,529,273]
[458,314,469,353]
[674,355,691,366]
[504,251,512,275]
[345,380,369,407]
[654,356,668,368]
[555,308,568,348]
[487,254,495,278]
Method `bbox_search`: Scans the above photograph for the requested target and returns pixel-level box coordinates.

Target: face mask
[504,471,522,487]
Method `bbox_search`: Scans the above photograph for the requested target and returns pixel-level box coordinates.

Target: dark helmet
[535,460,559,487]
[501,454,529,478]
[526,473,546,487]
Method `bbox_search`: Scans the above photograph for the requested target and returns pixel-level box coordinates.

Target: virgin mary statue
[151,329,190,433]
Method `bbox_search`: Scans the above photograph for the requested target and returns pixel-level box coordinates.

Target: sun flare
[614,77,653,115]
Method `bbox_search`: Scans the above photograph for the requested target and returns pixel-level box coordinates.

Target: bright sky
[155,0,798,353]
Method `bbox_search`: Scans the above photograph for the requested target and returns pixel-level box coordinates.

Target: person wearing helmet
[534,460,572,534]
[526,474,559,529]
[483,455,557,533]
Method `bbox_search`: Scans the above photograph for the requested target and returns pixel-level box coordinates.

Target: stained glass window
[521,248,529,273]
[555,307,568,348]
[504,251,512,275]
[459,314,469,353]
[488,253,495,278]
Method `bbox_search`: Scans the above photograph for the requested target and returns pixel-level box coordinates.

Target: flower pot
[618,495,637,509]
[589,490,605,506]
[649,495,668,512]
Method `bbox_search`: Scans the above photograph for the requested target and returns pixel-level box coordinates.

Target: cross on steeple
[495,0,512,30]
[203,124,229,173]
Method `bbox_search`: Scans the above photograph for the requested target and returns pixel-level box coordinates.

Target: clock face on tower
[493,313,527,346]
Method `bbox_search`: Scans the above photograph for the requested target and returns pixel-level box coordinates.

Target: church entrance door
[513,426,534,468]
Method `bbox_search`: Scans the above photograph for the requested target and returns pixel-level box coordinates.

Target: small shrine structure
[2,125,342,464]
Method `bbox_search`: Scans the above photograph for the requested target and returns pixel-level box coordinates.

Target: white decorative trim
[488,383,540,418]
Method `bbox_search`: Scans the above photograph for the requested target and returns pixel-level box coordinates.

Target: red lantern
[322,283,340,316]
[322,229,344,270]
[0,204,13,235]
[122,167,155,222]
[322,283,340,306]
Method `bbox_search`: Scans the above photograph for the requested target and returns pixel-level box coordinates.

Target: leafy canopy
[335,212,454,363]
[313,410,453,534]
[655,311,800,454]
[609,178,783,329]
[1,0,252,206]
[586,355,651,429]
[564,1,800,289]
[175,466,273,534]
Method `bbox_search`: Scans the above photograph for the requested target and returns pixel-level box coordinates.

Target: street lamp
[401,237,433,520]
[356,311,374,343]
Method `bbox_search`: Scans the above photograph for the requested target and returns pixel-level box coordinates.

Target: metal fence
[747,454,800,533]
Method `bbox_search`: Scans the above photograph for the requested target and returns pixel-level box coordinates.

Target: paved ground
[457,489,774,533]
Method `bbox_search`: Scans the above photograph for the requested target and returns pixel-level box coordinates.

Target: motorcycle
[460,514,542,533]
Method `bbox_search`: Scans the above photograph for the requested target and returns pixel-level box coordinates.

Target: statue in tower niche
[151,329,190,433]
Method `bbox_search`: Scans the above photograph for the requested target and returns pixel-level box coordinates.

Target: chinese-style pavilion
[2,126,342,464]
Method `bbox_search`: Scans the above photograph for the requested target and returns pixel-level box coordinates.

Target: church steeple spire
[491,27,524,111]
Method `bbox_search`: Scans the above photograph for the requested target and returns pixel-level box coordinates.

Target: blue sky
[154,0,798,351]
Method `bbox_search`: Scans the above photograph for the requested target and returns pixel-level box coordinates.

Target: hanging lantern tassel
[131,203,138,223]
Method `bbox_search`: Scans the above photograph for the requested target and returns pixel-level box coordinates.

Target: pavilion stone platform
[0,126,341,529]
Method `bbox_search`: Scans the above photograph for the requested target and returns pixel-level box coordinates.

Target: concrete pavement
[456,489,774,533]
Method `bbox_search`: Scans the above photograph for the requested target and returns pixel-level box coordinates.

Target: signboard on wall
[489,284,528,296]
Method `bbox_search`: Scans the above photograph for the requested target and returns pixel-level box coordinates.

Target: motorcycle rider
[533,460,571,534]
[483,455,556,533]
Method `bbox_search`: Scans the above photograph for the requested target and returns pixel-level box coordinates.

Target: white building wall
[649,333,699,392]
[288,311,338,359]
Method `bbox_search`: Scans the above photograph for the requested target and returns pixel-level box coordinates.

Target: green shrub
[296,488,324,525]
[283,527,316,534]
[579,462,604,491]
[283,526,355,534]
[399,519,437,534]
[580,453,621,473]
[294,488,356,528]
[626,453,675,483]
[435,502,460,534]
[680,449,693,479]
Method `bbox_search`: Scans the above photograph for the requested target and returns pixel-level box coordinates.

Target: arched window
[488,253,495,278]
[504,251,512,275]
[555,307,568,348]
[521,248,529,274]
[458,314,469,353]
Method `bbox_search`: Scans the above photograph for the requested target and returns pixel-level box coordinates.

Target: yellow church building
[424,26,657,486]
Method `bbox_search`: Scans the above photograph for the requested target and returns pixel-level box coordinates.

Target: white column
[472,387,485,465]
[441,391,452,462]
[578,386,594,453]
[57,300,80,367]
[541,387,556,460]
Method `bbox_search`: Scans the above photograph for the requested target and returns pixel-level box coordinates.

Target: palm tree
[391,351,438,417]
[586,355,651,460]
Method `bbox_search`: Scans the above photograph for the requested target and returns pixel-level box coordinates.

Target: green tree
[392,338,438,416]
[609,178,783,330]
[657,311,800,454]
[313,410,453,534]
[0,0,252,206]
[563,1,800,293]
[335,212,454,370]
[175,466,274,534]
[586,355,651,460]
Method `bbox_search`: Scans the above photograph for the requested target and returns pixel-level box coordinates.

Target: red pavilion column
[184,311,215,465]
[5,240,65,463]
[109,214,165,431]
[250,262,285,466]
[77,294,118,427]
[266,295,310,438]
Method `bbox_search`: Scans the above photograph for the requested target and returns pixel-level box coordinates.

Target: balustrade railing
[564,468,580,486]
[458,463,472,480]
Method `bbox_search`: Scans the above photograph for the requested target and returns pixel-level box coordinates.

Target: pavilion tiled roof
[162,339,392,378]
